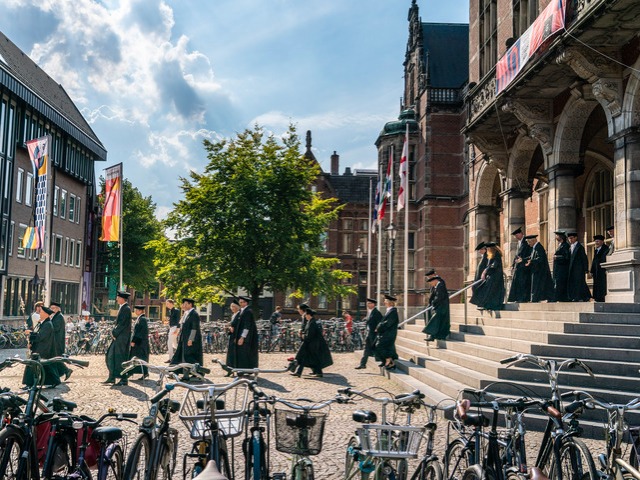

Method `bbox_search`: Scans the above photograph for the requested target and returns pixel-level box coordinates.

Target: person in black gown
[470,242,505,311]
[507,228,532,303]
[423,275,450,341]
[552,231,570,302]
[525,234,555,302]
[590,234,609,302]
[566,232,592,302]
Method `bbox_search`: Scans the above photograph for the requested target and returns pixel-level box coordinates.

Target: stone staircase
[388,302,640,437]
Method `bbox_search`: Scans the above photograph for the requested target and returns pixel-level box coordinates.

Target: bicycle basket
[178,383,249,439]
[357,424,425,459]
[274,408,327,456]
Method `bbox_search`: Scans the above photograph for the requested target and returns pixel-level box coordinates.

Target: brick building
[464,0,640,302]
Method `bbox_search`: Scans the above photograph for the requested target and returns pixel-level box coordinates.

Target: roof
[324,172,374,204]
[422,23,469,88]
[0,31,106,160]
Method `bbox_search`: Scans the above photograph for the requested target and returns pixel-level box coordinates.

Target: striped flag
[371,175,381,233]
[378,149,392,221]
[397,125,409,211]
[22,136,50,250]
[100,163,123,242]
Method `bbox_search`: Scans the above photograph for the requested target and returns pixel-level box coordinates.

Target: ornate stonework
[469,75,496,124]
[502,99,554,156]
[468,133,509,171]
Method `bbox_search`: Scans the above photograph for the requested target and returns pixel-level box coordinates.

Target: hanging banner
[100,163,123,242]
[495,0,566,95]
[22,135,51,250]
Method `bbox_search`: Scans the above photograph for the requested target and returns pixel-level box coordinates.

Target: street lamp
[355,245,363,321]
[387,223,397,296]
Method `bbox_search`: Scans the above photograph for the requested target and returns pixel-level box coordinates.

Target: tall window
[586,168,613,259]
[479,0,498,77]
[54,235,62,264]
[513,0,538,38]
[537,183,549,251]
[53,186,59,216]
[69,194,76,222]
[16,169,23,203]
[60,189,67,219]
[342,233,353,254]
[17,224,26,258]
[25,173,33,206]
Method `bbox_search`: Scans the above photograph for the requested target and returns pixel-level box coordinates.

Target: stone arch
[506,134,539,193]
[475,161,501,206]
[622,55,640,131]
[551,94,599,169]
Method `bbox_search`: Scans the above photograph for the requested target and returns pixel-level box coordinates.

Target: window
[586,169,613,259]
[148,306,160,320]
[408,232,415,250]
[76,197,81,224]
[68,194,75,222]
[318,294,327,309]
[358,234,367,254]
[25,173,33,206]
[69,240,75,268]
[479,0,498,77]
[60,189,67,219]
[64,237,69,265]
[75,241,82,267]
[53,186,59,216]
[513,0,538,38]
[16,169,23,203]
[149,284,159,299]
[342,219,353,230]
[17,224,27,258]
[342,233,352,254]
[0,100,5,154]
[8,222,14,256]
[360,220,369,231]
[537,183,549,251]
[54,235,62,264]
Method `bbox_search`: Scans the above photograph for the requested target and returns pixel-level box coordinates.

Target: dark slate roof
[0,31,107,160]
[422,23,469,88]
[324,172,375,204]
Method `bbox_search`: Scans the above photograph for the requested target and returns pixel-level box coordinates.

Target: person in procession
[103,291,131,385]
[470,242,505,311]
[119,304,150,385]
[507,227,532,302]
[472,242,488,296]
[50,301,72,381]
[424,275,450,341]
[591,234,609,302]
[292,307,333,378]
[228,296,259,369]
[525,234,555,302]
[552,231,571,302]
[23,306,59,388]
[225,298,241,369]
[567,232,592,302]
[606,225,615,256]
[171,298,203,381]
[165,299,181,363]
[355,297,383,369]
[374,294,399,370]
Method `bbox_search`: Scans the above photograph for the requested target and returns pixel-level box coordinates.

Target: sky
[0,0,468,218]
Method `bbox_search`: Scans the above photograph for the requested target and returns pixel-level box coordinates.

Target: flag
[371,176,381,233]
[496,0,566,94]
[378,150,392,221]
[397,125,409,211]
[100,163,123,242]
[22,136,50,250]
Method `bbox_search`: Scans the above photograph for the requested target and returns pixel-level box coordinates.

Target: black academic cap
[384,294,397,302]
[554,230,566,236]
[606,225,614,231]
[428,276,443,282]
[230,298,240,307]
[366,298,377,304]
[116,291,131,299]
[524,235,538,240]
[182,298,196,305]
[567,232,578,238]
[238,296,251,303]
[134,305,146,310]
[511,227,523,235]
[297,303,309,310]
[425,268,436,277]
[475,242,486,251]
[305,308,316,316]
[50,301,62,307]
[41,306,54,315]
[485,242,497,247]
[593,234,605,241]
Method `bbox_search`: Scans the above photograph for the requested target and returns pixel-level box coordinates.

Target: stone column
[501,189,527,265]
[603,129,640,303]
[546,163,581,246]
[468,205,498,281]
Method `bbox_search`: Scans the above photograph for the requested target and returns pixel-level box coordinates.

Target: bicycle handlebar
[271,396,342,411]
[338,387,425,406]
[121,358,209,379]
[211,358,291,375]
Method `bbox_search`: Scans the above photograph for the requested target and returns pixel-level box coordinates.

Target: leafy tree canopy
[151,125,353,305]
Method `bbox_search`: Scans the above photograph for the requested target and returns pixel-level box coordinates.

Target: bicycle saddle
[194,461,228,480]
[352,409,377,423]
[91,426,123,443]
[51,397,77,412]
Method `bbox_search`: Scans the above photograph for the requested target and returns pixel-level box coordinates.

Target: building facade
[0,32,105,321]
[464,0,640,302]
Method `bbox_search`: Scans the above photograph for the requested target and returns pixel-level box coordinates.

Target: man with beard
[567,232,592,302]
[507,228,532,302]
[103,291,131,385]
[591,234,609,302]
[552,231,570,302]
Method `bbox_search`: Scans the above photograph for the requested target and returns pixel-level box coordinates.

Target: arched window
[585,168,613,258]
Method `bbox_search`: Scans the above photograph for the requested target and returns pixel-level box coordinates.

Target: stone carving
[502,99,554,155]
[469,76,496,123]
[468,133,509,171]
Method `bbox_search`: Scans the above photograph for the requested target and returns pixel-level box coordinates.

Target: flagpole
[388,145,394,296]
[119,165,124,291]
[44,136,53,305]
[403,125,410,319]
[376,160,382,302]
[367,177,373,299]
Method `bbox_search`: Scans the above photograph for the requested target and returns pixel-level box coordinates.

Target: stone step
[532,343,640,362]
[447,331,536,353]
[547,332,640,349]
[451,309,583,322]
[564,322,640,336]
[579,312,640,325]
[451,316,569,332]
[456,324,551,343]
[451,303,595,313]
[596,303,640,314]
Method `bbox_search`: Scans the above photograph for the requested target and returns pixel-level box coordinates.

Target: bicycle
[408,400,455,480]
[340,387,427,480]
[120,358,211,480]
[0,355,89,480]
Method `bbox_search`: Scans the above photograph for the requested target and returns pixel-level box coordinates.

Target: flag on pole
[22,136,50,250]
[100,163,123,242]
[371,175,381,233]
[397,125,409,211]
[379,149,392,221]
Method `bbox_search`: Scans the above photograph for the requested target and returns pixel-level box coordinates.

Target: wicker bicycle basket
[178,382,249,439]
[357,424,425,459]
[274,408,327,456]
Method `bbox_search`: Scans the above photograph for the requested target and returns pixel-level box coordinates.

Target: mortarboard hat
[116,291,131,299]
[593,234,605,241]
[366,297,377,304]
[567,232,578,238]
[230,298,240,307]
[554,230,566,236]
[298,303,309,311]
[524,235,538,240]
[475,242,486,251]
[50,301,62,307]
[485,242,497,247]
[425,268,436,277]
[238,296,251,303]
[384,294,397,302]
[511,227,523,236]
[134,305,146,310]
[606,225,614,231]
[305,308,316,316]
[41,306,54,315]
[182,298,196,305]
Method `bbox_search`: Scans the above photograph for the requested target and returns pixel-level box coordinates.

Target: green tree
[151,125,352,310]
[101,179,163,291]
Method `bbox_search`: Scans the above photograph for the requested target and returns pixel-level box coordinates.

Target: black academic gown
[50,311,68,378]
[127,314,150,376]
[553,241,571,302]
[567,243,592,302]
[529,243,555,302]
[172,309,203,365]
[23,319,59,387]
[374,307,399,361]
[470,254,505,310]
[230,307,259,369]
[295,316,333,371]
[508,240,532,302]
[106,303,132,379]
[225,311,240,367]
[424,280,450,339]
[591,244,609,302]
[472,254,488,294]
[362,308,383,358]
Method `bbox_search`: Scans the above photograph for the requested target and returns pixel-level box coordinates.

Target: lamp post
[355,245,363,321]
[387,223,397,295]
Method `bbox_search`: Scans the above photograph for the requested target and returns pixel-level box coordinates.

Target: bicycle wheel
[123,433,151,480]
[548,437,597,480]
[44,434,76,478]
[445,439,473,480]
[461,465,491,480]
[160,428,178,479]
[410,459,443,480]
[104,444,124,480]
[0,428,28,479]
[344,436,365,479]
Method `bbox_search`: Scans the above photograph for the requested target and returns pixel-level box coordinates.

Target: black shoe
[180,376,190,382]
[425,336,435,342]
[102,378,116,384]
[355,365,366,370]
[64,369,73,381]
[164,360,171,364]
[309,373,323,378]
[385,363,396,371]
[115,379,128,386]
[289,372,301,378]
[378,362,385,367]
[224,372,233,377]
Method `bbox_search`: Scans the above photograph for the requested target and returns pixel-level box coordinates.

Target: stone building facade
[464,0,640,302]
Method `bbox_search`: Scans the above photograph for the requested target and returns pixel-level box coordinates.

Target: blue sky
[1,0,468,216]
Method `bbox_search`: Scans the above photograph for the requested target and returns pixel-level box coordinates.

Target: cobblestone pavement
[0,349,605,479]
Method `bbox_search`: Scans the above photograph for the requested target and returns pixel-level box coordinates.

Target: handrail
[398,279,483,328]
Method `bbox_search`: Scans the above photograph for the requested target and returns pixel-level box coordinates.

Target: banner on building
[22,135,51,250]
[495,0,566,95]
[100,163,123,242]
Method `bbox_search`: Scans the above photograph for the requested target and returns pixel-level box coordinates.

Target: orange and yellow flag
[100,164,122,242]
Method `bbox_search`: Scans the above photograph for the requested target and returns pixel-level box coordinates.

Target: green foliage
[152,124,352,304]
